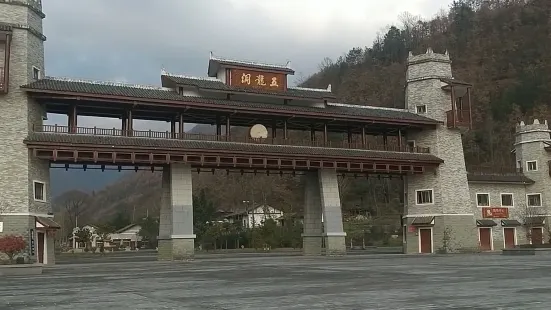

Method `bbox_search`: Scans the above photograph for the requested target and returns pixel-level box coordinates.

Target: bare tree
[63,198,85,229]
[514,203,546,244]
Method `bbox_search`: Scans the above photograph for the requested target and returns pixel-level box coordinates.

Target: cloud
[42,0,453,129]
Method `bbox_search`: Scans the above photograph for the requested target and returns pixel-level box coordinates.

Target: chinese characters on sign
[482,207,509,219]
[230,69,285,92]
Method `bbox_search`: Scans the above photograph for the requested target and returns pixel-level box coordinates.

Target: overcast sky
[42,0,453,129]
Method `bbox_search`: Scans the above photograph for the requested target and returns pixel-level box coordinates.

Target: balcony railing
[446,109,471,129]
[467,165,524,175]
[34,124,432,154]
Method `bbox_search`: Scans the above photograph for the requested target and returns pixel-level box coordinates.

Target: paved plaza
[1,253,551,309]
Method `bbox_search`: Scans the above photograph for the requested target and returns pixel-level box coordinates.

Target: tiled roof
[22,78,440,125]
[467,173,534,184]
[24,132,443,163]
[208,55,295,76]
[476,220,497,227]
[411,216,435,225]
[161,74,336,99]
[36,217,61,229]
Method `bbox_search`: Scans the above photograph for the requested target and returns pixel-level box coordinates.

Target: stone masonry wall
[404,50,478,252]
[515,120,551,214]
[0,1,49,254]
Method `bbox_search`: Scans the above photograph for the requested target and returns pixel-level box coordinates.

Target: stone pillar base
[302,235,322,256]
[173,238,195,260]
[325,234,346,256]
[157,239,173,261]
[157,238,195,261]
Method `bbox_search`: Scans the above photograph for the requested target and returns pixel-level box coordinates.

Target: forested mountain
[54,0,551,228]
[303,0,551,167]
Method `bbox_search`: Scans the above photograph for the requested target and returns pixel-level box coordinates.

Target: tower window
[415,189,433,205]
[476,193,490,207]
[526,160,537,171]
[501,193,514,207]
[32,66,41,80]
[33,181,46,202]
[416,105,427,114]
[527,194,542,207]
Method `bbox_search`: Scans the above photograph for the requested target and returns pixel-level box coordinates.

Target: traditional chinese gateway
[1,0,550,265]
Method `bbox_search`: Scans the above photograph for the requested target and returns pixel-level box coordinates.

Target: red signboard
[408,225,416,233]
[229,68,286,92]
[482,207,509,219]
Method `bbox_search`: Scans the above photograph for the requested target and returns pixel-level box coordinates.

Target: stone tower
[403,48,478,253]
[514,119,551,211]
[0,0,51,258]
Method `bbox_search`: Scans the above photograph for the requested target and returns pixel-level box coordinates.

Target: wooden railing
[34,124,432,154]
[446,110,471,129]
[467,165,524,175]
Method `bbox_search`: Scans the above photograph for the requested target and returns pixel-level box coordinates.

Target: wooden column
[178,112,184,139]
[170,118,176,139]
[383,133,388,150]
[310,126,316,143]
[283,120,288,140]
[467,87,473,130]
[68,105,77,133]
[398,129,403,151]
[347,128,352,144]
[121,115,127,136]
[272,121,277,139]
[451,86,456,128]
[361,127,366,148]
[127,109,133,137]
[225,116,230,141]
[216,116,222,138]
[323,123,328,144]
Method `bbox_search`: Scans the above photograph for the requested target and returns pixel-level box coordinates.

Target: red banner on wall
[482,207,509,218]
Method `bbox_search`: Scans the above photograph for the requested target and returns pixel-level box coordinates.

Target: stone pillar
[45,233,55,265]
[318,169,346,256]
[302,171,323,255]
[157,166,172,260]
[157,164,195,261]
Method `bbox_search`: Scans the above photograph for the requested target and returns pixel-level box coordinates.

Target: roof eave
[24,139,444,165]
[21,87,440,127]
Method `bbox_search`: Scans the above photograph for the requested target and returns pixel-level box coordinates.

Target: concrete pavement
[1,253,551,309]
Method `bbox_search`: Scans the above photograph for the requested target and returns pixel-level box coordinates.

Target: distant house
[71,225,100,249]
[108,224,142,249]
[224,205,284,228]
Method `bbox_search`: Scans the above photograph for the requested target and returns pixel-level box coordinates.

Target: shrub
[83,247,89,253]
[91,247,97,253]
[15,257,25,264]
[0,235,27,264]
